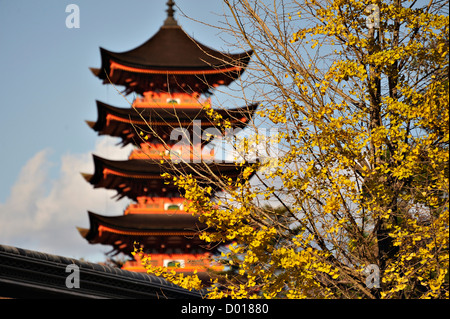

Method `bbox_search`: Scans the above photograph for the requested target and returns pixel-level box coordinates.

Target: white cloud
[0,137,134,262]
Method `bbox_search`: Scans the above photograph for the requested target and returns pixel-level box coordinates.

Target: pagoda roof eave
[88,100,258,147]
[82,155,257,201]
[92,25,253,94]
[98,25,252,71]
[79,211,212,256]
[83,211,207,238]
[87,154,254,181]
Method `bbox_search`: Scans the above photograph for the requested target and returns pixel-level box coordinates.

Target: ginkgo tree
[133,0,448,299]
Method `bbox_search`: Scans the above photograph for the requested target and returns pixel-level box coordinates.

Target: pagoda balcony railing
[125,196,187,214]
[129,143,215,161]
[133,92,211,109]
[122,252,223,273]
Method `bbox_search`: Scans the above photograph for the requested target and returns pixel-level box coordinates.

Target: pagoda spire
[163,0,178,26]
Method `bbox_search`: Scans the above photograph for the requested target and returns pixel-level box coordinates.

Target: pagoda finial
[163,0,178,26]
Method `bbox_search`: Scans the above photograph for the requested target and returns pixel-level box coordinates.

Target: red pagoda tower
[78,1,256,280]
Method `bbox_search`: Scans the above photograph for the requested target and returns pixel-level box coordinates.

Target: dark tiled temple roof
[0,244,205,299]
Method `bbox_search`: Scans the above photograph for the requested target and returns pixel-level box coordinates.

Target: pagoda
[78,1,256,280]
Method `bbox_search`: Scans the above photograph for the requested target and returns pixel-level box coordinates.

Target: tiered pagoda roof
[78,212,209,256]
[90,2,252,95]
[82,155,255,201]
[87,100,258,147]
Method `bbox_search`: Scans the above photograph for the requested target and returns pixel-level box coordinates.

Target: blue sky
[0,0,249,262]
